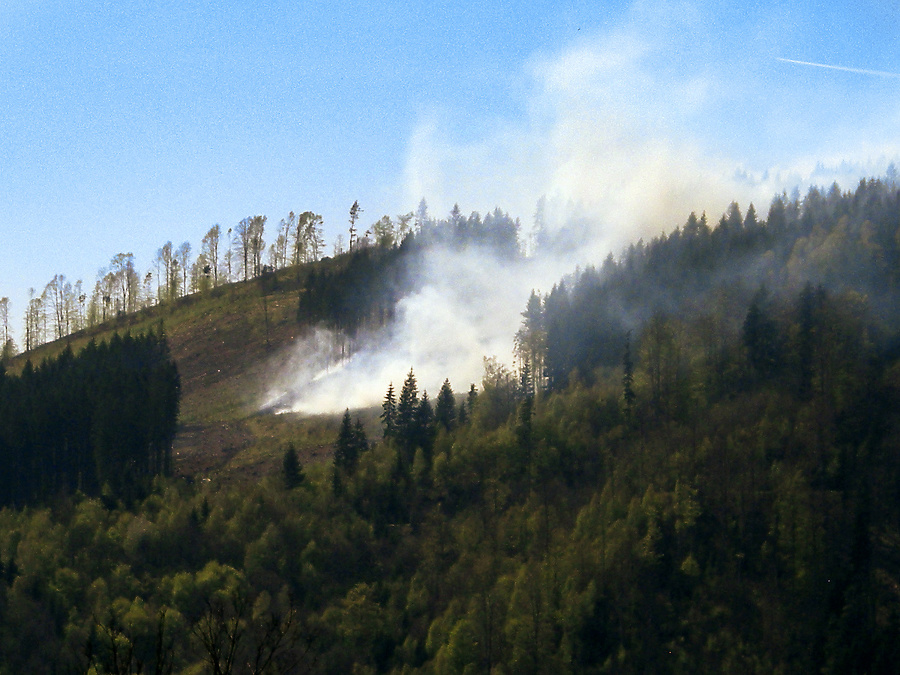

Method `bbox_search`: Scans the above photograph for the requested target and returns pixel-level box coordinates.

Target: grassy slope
[8,265,381,482]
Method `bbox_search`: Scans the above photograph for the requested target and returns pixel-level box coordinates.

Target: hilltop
[5,208,525,484]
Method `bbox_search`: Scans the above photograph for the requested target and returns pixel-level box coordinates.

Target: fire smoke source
[262,243,571,416]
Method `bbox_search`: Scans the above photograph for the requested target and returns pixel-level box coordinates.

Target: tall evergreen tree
[743,287,782,380]
[415,198,429,232]
[353,419,368,457]
[396,369,419,445]
[435,379,456,431]
[381,382,397,437]
[515,290,546,396]
[457,399,469,426]
[743,203,759,230]
[282,442,303,489]
[515,394,534,452]
[413,391,434,455]
[334,409,359,475]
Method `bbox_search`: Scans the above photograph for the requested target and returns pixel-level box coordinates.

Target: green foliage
[333,409,368,493]
[743,286,783,380]
[0,329,179,507]
[297,246,407,338]
[282,442,304,490]
[0,177,899,672]
[435,379,456,432]
[381,382,397,438]
[542,177,900,390]
[0,303,897,671]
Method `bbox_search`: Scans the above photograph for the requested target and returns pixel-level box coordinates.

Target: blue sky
[2,0,899,343]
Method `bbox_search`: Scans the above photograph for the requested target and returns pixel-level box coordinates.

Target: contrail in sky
[777,57,900,79]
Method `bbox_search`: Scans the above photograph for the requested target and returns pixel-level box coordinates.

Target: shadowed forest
[1,177,900,672]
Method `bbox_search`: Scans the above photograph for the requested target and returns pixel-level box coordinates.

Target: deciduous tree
[235,216,267,281]
[109,252,139,312]
[201,225,222,287]
[156,242,176,302]
[176,243,192,297]
[372,215,395,248]
[43,274,73,339]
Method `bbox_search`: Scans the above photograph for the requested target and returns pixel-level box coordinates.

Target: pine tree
[743,288,782,380]
[282,442,303,489]
[396,368,419,444]
[334,409,358,474]
[435,379,456,431]
[381,382,397,437]
[413,391,434,456]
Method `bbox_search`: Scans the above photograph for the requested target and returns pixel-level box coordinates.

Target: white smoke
[402,5,745,255]
[404,1,900,254]
[263,245,570,415]
[264,0,900,416]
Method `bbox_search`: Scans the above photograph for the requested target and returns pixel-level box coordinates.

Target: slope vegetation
[2,179,900,671]
[8,267,341,481]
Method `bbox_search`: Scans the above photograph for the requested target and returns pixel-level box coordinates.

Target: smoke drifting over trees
[266,175,900,419]
[1,175,900,671]
[263,207,564,414]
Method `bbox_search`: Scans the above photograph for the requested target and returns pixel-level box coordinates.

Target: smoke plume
[263,244,570,415]
[263,0,900,416]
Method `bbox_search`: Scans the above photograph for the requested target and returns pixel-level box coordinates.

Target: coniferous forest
[0,329,180,507]
[0,178,900,672]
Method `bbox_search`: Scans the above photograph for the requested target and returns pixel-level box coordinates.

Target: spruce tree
[334,409,358,474]
[796,283,816,399]
[282,442,303,489]
[414,391,435,456]
[396,368,419,445]
[515,394,534,450]
[381,382,397,437]
[435,379,456,431]
[743,287,782,380]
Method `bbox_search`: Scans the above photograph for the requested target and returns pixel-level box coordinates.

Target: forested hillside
[0,330,180,507]
[528,177,900,390]
[0,178,899,673]
[0,200,521,362]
